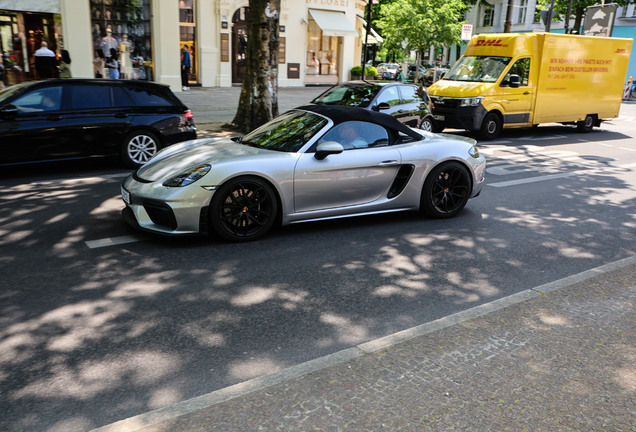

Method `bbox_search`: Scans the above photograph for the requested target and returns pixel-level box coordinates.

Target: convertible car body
[121,104,486,242]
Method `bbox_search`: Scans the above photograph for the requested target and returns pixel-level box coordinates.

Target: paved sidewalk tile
[122,263,636,432]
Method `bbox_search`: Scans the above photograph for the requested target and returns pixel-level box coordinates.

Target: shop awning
[308,9,359,38]
[356,17,384,44]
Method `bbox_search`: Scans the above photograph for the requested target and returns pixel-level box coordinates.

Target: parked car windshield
[444,56,512,83]
[241,110,328,153]
[312,84,382,108]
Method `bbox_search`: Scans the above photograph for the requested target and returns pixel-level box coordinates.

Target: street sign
[583,4,618,37]
[461,24,473,41]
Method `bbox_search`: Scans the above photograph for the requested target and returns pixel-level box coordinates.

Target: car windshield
[0,82,30,103]
[241,110,328,153]
[444,56,512,83]
[312,84,381,108]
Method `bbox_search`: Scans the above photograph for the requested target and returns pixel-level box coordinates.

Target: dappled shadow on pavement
[0,159,635,431]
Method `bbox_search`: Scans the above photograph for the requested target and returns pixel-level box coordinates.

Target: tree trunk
[573,6,584,34]
[232,0,280,133]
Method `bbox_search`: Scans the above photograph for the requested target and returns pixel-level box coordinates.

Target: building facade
[0,0,374,92]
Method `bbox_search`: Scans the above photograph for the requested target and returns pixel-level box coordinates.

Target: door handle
[523,91,530,95]
[115,113,128,118]
[46,115,61,121]
[397,109,404,113]
[378,160,398,167]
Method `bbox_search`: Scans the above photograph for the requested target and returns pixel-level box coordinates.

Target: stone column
[151,0,181,91]
[59,0,93,78]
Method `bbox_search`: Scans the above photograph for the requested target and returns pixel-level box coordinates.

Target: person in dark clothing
[181,45,191,91]
[34,41,57,79]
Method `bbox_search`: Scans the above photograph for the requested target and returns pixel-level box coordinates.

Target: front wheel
[121,130,161,168]
[210,176,277,242]
[420,117,434,132]
[577,114,594,133]
[479,112,501,140]
[420,162,471,218]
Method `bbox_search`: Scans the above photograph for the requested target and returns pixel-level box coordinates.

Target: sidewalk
[94,256,636,432]
[176,86,327,137]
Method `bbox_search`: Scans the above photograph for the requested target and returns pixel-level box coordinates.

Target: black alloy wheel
[577,114,595,133]
[479,112,501,140]
[421,162,471,218]
[121,130,161,168]
[210,176,277,242]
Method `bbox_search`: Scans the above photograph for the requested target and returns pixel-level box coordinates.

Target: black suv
[310,81,436,132]
[0,79,196,168]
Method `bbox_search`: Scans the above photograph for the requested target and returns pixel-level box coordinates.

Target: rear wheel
[121,130,161,168]
[420,117,434,132]
[210,176,277,242]
[479,112,501,140]
[420,162,471,218]
[577,114,594,133]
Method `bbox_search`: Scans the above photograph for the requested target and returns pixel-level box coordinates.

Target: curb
[91,255,636,432]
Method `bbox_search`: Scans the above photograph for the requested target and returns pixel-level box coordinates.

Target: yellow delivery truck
[427,33,632,139]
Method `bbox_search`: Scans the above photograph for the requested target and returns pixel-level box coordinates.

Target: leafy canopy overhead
[375,0,469,52]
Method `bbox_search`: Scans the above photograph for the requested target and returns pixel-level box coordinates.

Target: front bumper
[121,174,214,235]
[432,101,488,131]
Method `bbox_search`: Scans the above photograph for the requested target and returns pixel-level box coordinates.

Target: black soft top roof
[296,104,421,140]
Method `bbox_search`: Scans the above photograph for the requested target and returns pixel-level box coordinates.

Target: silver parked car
[121,105,486,242]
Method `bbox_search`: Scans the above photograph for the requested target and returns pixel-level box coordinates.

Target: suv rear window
[125,87,173,107]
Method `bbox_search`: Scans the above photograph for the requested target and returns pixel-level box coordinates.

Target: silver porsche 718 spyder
[121,104,486,242]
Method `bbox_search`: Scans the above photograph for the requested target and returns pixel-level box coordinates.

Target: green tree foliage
[375,0,469,57]
[537,0,633,33]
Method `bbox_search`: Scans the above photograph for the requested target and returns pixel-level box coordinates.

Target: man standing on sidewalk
[181,45,191,91]
[34,41,56,79]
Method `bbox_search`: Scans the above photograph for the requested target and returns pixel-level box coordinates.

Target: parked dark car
[417,67,449,87]
[310,81,436,132]
[0,79,196,168]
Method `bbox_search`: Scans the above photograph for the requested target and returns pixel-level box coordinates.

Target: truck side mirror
[509,75,521,88]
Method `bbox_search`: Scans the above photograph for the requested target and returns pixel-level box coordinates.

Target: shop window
[518,0,528,24]
[90,0,153,81]
[306,18,338,79]
[179,0,197,84]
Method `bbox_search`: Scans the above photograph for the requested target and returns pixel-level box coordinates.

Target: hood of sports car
[135,138,270,182]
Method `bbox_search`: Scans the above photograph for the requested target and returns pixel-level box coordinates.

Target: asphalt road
[2,106,636,431]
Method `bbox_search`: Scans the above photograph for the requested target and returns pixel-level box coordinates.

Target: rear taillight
[183,110,193,120]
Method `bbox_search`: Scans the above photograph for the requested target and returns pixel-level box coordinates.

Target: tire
[121,130,161,168]
[420,117,434,132]
[420,162,471,218]
[479,112,501,140]
[577,114,594,133]
[432,124,445,133]
[210,176,277,242]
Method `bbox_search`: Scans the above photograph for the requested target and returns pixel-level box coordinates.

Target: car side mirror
[0,104,18,117]
[509,74,521,88]
[314,141,344,160]
[375,102,391,111]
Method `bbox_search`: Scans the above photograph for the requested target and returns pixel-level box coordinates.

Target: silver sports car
[121,105,486,242]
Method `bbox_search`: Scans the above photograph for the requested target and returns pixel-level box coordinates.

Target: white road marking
[599,143,614,147]
[488,162,636,187]
[619,147,635,152]
[85,234,152,249]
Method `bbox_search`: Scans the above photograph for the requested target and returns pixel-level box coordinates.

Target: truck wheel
[432,125,445,133]
[577,114,594,133]
[479,113,501,140]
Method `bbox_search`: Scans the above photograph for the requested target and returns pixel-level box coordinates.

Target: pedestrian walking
[34,41,56,79]
[181,45,191,91]
[107,48,120,79]
[58,50,72,78]
[93,49,105,78]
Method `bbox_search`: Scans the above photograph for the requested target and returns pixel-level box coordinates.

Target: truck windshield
[444,56,512,83]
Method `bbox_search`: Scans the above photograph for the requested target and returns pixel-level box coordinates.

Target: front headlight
[460,96,484,107]
[163,164,211,187]
[468,145,480,159]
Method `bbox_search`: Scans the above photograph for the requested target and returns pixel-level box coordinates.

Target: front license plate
[434,115,445,121]
[121,186,131,205]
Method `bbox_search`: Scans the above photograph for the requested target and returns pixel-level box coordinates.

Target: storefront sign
[306,0,349,6]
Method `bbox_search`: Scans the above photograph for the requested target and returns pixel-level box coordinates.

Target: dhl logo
[616,49,628,54]
[473,39,508,47]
